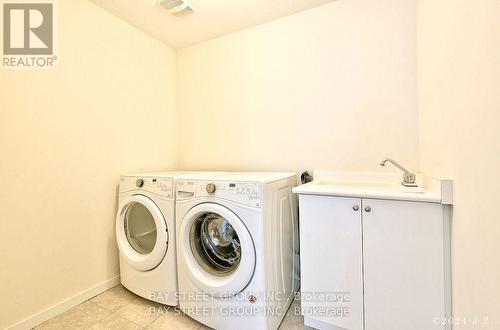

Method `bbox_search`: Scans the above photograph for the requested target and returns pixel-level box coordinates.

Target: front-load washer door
[179,203,256,298]
[116,195,168,271]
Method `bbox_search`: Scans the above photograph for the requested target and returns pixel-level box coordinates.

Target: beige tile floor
[34,285,312,330]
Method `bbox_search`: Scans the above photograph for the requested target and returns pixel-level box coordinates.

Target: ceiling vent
[159,0,194,16]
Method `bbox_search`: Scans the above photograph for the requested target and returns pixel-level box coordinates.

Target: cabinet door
[299,195,363,330]
[362,199,446,330]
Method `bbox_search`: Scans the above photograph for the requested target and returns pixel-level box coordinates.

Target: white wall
[417,1,500,328]
[177,0,419,172]
[0,1,177,328]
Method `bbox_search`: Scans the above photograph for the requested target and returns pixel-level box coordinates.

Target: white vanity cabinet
[297,194,451,330]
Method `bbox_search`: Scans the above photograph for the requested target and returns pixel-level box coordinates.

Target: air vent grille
[159,0,194,16]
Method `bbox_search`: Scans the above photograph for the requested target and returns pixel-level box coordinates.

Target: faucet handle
[403,172,417,187]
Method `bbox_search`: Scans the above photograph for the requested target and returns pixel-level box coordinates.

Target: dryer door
[179,203,256,298]
[116,195,168,271]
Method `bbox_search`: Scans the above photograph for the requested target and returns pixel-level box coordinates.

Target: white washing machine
[175,172,299,330]
[116,172,200,305]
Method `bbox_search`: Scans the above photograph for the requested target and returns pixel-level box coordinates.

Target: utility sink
[293,172,451,204]
[315,180,425,193]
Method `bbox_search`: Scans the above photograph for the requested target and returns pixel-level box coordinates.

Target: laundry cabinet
[294,177,452,330]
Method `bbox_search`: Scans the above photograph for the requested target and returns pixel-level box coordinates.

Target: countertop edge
[292,187,442,204]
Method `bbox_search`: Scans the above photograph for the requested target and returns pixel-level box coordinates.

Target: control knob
[206,183,216,193]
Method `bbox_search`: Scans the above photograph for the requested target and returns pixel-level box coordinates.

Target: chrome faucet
[380,158,418,187]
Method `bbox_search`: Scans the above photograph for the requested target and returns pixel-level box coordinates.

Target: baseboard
[5,275,120,330]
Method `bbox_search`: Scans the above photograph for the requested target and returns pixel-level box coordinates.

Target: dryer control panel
[120,176,174,198]
[177,180,261,208]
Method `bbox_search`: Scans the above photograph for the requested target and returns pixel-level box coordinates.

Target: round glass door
[179,203,256,297]
[124,202,157,254]
[190,212,241,275]
[116,195,168,271]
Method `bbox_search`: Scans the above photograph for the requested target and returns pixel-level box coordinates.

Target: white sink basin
[315,180,425,193]
[292,172,450,204]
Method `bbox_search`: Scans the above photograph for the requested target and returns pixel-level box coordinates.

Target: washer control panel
[177,180,261,207]
[120,176,174,198]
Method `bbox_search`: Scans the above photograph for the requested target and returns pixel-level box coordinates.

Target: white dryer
[116,172,198,305]
[175,172,299,330]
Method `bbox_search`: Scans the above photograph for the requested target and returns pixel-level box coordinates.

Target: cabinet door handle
[353,205,360,211]
[364,206,372,212]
